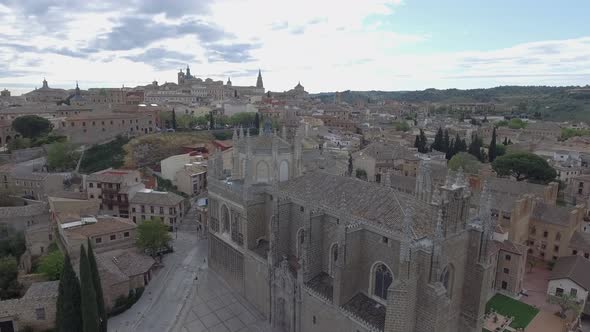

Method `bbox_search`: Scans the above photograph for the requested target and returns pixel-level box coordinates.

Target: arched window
[329,243,338,277]
[440,265,454,297]
[372,263,393,300]
[221,205,230,233]
[296,228,305,258]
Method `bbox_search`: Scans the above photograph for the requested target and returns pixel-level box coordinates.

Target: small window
[505,254,511,261]
[503,268,509,274]
[90,194,94,199]
[585,253,589,259]
[501,281,508,290]
[89,183,94,188]
[110,234,116,241]
[571,288,578,297]
[554,245,559,252]
[573,250,578,255]
[543,231,548,238]
[556,287,564,296]
[382,237,389,245]
[313,316,316,324]
[132,216,136,223]
[300,206,304,212]
[35,308,46,320]
[95,237,102,244]
[124,232,130,237]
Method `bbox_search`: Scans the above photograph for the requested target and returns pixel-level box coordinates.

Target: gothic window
[329,243,338,277]
[221,205,230,233]
[372,263,393,300]
[440,265,454,297]
[296,228,305,258]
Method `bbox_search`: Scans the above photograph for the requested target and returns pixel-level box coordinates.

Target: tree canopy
[47,142,80,171]
[0,256,21,300]
[414,129,428,153]
[448,152,483,174]
[492,152,557,183]
[11,115,53,139]
[394,121,410,132]
[228,112,257,127]
[37,249,64,281]
[137,217,172,256]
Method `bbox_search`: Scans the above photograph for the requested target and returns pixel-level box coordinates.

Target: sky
[1,0,589,95]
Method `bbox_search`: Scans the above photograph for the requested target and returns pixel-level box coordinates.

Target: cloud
[206,43,260,63]
[125,48,198,70]
[91,17,230,51]
[134,0,213,18]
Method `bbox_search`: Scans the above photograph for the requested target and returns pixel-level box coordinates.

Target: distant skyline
[1,0,589,95]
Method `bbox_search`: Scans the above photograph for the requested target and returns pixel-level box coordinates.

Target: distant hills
[312,86,590,122]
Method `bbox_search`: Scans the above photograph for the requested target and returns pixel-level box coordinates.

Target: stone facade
[0,281,58,332]
[85,168,145,218]
[208,127,497,332]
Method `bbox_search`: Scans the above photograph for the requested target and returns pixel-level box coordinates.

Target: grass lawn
[486,294,539,329]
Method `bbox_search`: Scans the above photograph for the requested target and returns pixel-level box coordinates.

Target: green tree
[137,218,172,256]
[11,115,53,139]
[468,134,483,161]
[7,137,31,151]
[228,112,256,127]
[87,239,107,332]
[47,142,80,171]
[489,127,498,162]
[171,108,177,130]
[507,118,527,129]
[432,127,444,152]
[56,254,82,332]
[0,256,21,300]
[0,227,26,261]
[394,121,410,132]
[414,129,428,153]
[37,249,64,281]
[209,111,214,129]
[492,152,557,183]
[548,293,582,319]
[445,139,455,160]
[80,245,99,332]
[448,152,483,174]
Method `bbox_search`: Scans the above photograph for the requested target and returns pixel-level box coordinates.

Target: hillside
[313,86,590,122]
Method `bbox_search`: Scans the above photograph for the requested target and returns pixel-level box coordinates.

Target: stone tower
[256,69,264,89]
[415,160,433,203]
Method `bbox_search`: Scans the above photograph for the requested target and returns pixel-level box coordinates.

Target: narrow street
[109,200,270,332]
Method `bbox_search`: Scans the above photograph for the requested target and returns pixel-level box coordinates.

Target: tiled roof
[495,240,526,255]
[130,191,184,206]
[87,169,136,183]
[97,248,155,279]
[22,281,59,299]
[278,171,437,238]
[64,216,136,237]
[569,231,590,250]
[486,177,547,198]
[0,201,48,219]
[549,255,590,290]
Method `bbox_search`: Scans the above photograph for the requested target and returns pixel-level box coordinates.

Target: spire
[186,65,191,77]
[42,78,48,88]
[75,81,80,96]
[227,76,232,86]
[256,69,264,89]
[400,207,414,262]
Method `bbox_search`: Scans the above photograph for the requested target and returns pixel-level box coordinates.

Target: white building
[547,255,590,315]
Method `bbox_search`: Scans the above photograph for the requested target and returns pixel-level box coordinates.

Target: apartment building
[129,190,185,226]
[85,169,145,218]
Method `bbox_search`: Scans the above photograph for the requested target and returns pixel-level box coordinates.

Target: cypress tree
[87,240,107,332]
[254,113,260,130]
[209,111,214,130]
[56,254,82,332]
[489,127,498,162]
[80,245,100,332]
[503,137,509,146]
[443,129,450,153]
[419,129,428,153]
[432,127,444,152]
[347,152,353,177]
[171,108,177,130]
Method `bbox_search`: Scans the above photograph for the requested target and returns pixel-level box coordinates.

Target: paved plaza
[109,206,271,332]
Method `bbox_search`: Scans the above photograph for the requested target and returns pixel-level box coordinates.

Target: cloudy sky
[1,0,589,95]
